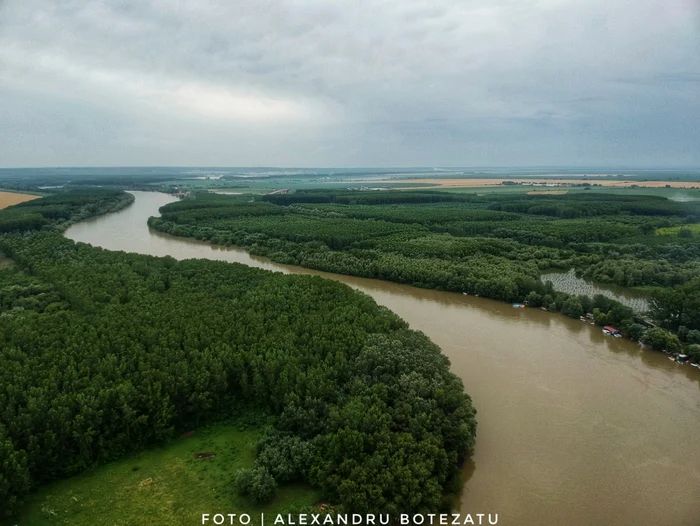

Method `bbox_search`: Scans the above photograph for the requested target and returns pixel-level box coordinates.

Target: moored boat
[603,326,620,336]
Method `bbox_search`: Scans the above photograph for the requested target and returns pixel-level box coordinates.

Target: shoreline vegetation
[0,189,134,234]
[147,190,700,366]
[0,190,476,521]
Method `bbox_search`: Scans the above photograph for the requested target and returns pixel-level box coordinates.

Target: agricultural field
[158,177,429,194]
[8,422,319,526]
[382,178,700,189]
[0,191,40,209]
[434,185,700,199]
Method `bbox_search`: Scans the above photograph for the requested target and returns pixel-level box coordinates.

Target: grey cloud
[0,0,698,167]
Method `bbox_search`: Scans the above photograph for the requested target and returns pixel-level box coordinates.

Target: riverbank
[64,191,700,525]
[2,222,473,520]
[147,206,693,366]
[153,222,696,366]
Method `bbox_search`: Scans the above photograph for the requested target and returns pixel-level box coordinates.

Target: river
[65,192,700,526]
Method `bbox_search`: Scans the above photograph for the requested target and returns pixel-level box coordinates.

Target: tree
[626,324,646,341]
[685,344,700,363]
[687,330,700,345]
[235,467,277,504]
[578,295,593,314]
[641,328,681,352]
[0,427,30,519]
[639,223,655,235]
[525,291,543,308]
[561,298,584,319]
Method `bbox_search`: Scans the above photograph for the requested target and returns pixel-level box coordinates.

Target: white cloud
[0,0,698,166]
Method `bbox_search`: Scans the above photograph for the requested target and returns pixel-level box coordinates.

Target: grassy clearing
[9,422,319,526]
[656,223,700,236]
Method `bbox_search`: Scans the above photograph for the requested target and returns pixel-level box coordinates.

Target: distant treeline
[263,190,698,218]
[149,190,700,362]
[0,189,134,234]
[0,191,476,517]
[0,168,184,193]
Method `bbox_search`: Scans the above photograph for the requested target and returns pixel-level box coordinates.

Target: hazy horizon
[1,1,698,168]
[3,165,700,173]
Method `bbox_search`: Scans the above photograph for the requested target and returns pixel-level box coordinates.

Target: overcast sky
[0,0,698,168]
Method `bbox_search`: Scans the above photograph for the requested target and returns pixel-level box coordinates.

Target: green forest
[0,191,476,518]
[149,190,700,362]
[0,189,134,234]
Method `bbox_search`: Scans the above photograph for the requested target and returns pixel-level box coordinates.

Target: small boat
[603,326,620,336]
[668,356,676,361]
[613,333,622,338]
[463,292,468,296]
[512,303,525,308]
[580,316,586,321]
[692,363,699,368]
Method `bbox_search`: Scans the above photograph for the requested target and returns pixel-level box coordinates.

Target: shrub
[235,467,277,504]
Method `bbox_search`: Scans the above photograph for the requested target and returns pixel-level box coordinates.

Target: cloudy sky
[0,0,698,167]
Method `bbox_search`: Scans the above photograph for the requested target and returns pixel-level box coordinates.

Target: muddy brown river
[65,192,700,526]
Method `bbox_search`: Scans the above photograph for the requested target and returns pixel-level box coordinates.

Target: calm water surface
[65,192,700,526]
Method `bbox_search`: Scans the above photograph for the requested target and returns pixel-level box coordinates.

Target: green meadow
[656,223,700,236]
[8,423,319,526]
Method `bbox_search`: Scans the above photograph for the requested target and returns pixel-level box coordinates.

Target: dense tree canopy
[149,190,700,357]
[0,191,477,517]
[0,189,133,234]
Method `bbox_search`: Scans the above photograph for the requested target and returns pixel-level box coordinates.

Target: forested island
[0,190,476,519]
[148,190,700,362]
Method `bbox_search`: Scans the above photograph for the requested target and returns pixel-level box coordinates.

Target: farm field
[429,185,700,199]
[157,178,430,194]
[9,422,319,526]
[382,178,700,189]
[0,191,40,209]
